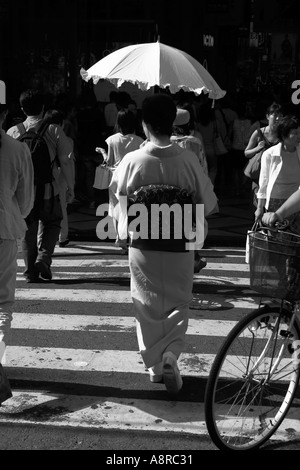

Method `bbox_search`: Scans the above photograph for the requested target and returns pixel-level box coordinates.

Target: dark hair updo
[116,108,136,135]
[142,94,177,137]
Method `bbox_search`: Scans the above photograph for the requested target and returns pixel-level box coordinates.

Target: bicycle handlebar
[256,220,300,239]
[274,219,290,230]
[253,219,289,232]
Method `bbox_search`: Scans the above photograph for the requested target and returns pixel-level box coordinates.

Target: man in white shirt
[0,102,34,404]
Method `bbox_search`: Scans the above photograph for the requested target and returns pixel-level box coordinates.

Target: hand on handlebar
[261,212,278,227]
[262,212,289,230]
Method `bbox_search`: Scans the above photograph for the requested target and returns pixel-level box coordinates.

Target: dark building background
[0,0,300,108]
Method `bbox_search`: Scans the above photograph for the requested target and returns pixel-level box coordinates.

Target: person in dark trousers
[7,90,74,282]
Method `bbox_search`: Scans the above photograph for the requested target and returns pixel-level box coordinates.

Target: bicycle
[204,223,300,450]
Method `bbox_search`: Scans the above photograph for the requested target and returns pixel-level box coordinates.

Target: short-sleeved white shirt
[105,132,144,168]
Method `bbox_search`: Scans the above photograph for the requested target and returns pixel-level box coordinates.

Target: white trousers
[0,239,17,344]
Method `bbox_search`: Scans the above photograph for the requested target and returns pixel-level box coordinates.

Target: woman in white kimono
[109,94,218,395]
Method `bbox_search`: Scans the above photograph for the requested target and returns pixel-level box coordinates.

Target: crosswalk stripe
[17,259,131,267]
[15,289,260,308]
[0,391,298,439]
[5,347,214,375]
[55,245,121,254]
[10,313,237,336]
[4,347,294,383]
[17,258,250,271]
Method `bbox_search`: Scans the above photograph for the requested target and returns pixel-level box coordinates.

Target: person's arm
[254,197,266,221]
[59,156,75,203]
[53,126,75,203]
[244,129,265,159]
[95,141,109,164]
[16,144,34,218]
[105,145,116,167]
[255,150,272,221]
[262,189,300,226]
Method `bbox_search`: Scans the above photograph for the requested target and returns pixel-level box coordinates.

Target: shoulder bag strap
[36,120,50,137]
[17,122,26,136]
[257,125,267,142]
[259,126,275,147]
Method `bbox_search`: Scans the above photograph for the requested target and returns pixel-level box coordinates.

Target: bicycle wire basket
[249,228,300,301]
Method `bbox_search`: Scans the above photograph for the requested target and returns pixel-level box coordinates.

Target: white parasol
[80,41,226,100]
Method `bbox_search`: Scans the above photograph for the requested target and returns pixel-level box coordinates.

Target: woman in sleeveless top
[245,102,283,208]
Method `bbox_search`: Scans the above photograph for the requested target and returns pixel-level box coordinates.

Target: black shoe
[0,364,12,406]
[194,256,207,273]
[34,261,52,280]
[59,239,69,248]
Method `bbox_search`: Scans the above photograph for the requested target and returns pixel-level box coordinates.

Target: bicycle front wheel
[205,305,300,450]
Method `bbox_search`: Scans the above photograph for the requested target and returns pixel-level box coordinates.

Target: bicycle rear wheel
[205,305,300,450]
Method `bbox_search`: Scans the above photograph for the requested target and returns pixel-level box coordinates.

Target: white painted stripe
[194,275,250,286]
[17,259,129,267]
[0,392,297,439]
[15,289,259,308]
[0,393,208,435]
[17,259,249,270]
[6,347,289,378]
[15,288,132,303]
[16,272,131,280]
[11,313,237,336]
[4,346,212,375]
[203,263,249,271]
[55,245,120,254]
[203,248,246,254]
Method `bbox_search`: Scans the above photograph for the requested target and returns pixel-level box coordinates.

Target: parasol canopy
[80,41,226,100]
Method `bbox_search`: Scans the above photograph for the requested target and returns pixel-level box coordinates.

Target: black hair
[118,91,132,108]
[276,115,300,142]
[196,100,214,125]
[266,102,282,117]
[43,108,65,126]
[19,89,44,116]
[173,123,191,136]
[142,94,176,136]
[116,108,136,135]
[109,91,118,102]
